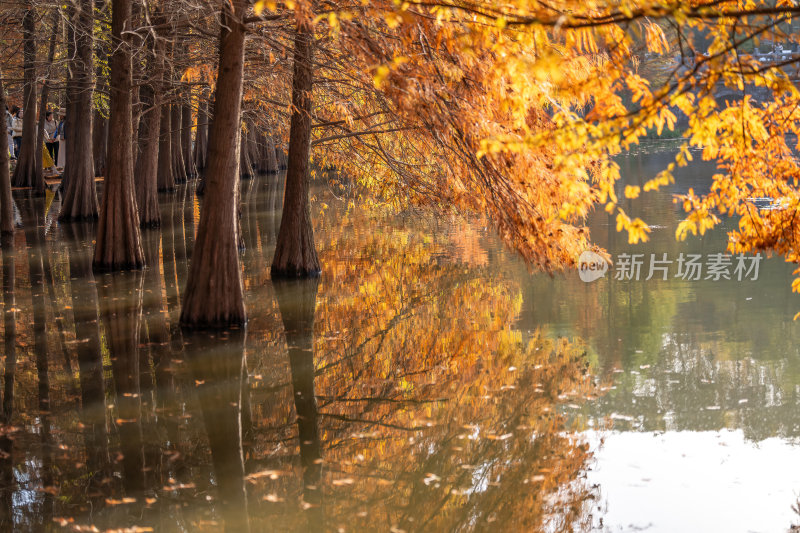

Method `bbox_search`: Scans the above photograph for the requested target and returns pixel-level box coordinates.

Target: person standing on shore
[5,105,13,159]
[56,109,66,168]
[10,106,22,158]
[44,110,58,164]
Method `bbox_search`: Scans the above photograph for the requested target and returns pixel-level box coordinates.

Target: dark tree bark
[179,0,248,327]
[0,68,13,234]
[92,116,109,177]
[195,97,213,196]
[157,99,175,191]
[11,3,43,191]
[93,0,145,270]
[181,96,195,178]
[171,102,187,184]
[31,11,59,195]
[194,92,209,172]
[274,279,323,527]
[60,0,98,221]
[93,0,110,178]
[265,136,278,174]
[271,13,321,278]
[240,124,253,179]
[135,82,162,227]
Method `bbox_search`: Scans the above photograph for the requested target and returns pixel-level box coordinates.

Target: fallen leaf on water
[105,497,137,505]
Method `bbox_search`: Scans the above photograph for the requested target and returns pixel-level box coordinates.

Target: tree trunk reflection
[186,329,250,533]
[274,278,323,530]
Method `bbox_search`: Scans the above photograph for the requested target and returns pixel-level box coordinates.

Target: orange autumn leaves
[247,2,800,298]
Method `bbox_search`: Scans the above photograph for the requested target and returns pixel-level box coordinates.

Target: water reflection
[7,145,799,529]
[1,232,16,530]
[187,329,250,533]
[0,176,597,531]
[273,278,323,530]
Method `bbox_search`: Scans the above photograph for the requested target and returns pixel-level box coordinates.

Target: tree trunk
[11,3,43,192]
[271,14,320,278]
[93,0,110,178]
[31,12,60,196]
[135,83,162,227]
[194,92,209,172]
[171,102,187,184]
[93,0,145,270]
[181,96,195,178]
[195,96,213,196]
[0,67,13,234]
[265,136,278,174]
[240,124,252,179]
[60,0,97,221]
[92,115,108,177]
[157,98,175,191]
[179,0,248,327]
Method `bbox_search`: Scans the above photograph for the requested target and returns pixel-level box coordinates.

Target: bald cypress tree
[271,9,321,278]
[59,0,98,221]
[93,0,145,270]
[179,0,248,327]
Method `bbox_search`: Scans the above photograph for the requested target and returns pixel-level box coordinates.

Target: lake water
[1,142,799,532]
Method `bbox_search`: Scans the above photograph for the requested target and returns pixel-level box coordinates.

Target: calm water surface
[1,143,799,532]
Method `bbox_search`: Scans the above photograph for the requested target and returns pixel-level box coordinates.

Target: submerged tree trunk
[194,92,209,172]
[135,83,162,227]
[31,12,60,196]
[93,0,145,270]
[92,116,108,177]
[93,0,110,178]
[11,3,43,192]
[157,98,175,191]
[60,0,97,221]
[181,96,195,178]
[271,13,320,278]
[0,68,13,234]
[179,0,248,328]
[171,103,187,184]
[240,125,252,179]
[265,136,278,174]
[132,5,160,228]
